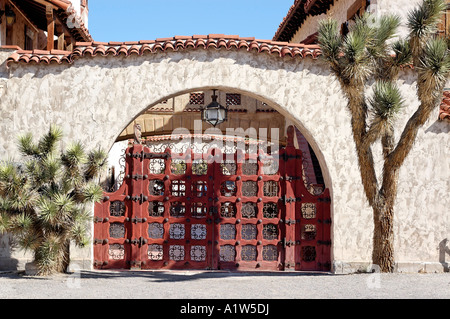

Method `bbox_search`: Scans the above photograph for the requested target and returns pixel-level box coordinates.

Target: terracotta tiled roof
[6,35,322,65]
[440,91,450,121]
[7,49,73,65]
[274,0,335,42]
[48,0,92,42]
[57,5,92,42]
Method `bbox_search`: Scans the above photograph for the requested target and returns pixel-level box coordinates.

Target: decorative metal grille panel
[220,202,236,218]
[148,223,164,239]
[221,181,236,197]
[191,224,207,240]
[191,246,207,262]
[263,245,278,261]
[242,181,258,197]
[149,201,164,217]
[301,203,316,219]
[149,159,165,174]
[171,180,186,197]
[242,202,257,219]
[171,159,187,175]
[263,181,278,197]
[110,201,125,217]
[220,224,236,240]
[241,224,257,240]
[263,224,278,240]
[109,244,125,260]
[241,245,257,261]
[221,161,237,175]
[263,203,278,219]
[148,244,163,261]
[169,245,185,261]
[226,93,241,106]
[189,93,205,105]
[170,202,186,218]
[242,162,258,175]
[220,245,236,262]
[170,223,186,240]
[149,180,165,196]
[110,223,125,238]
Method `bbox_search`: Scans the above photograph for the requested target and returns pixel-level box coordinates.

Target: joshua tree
[318,0,450,272]
[0,126,107,275]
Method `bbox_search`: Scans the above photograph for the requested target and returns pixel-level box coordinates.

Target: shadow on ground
[75,270,337,283]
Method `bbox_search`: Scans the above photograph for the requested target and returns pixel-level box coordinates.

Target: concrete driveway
[0,270,449,300]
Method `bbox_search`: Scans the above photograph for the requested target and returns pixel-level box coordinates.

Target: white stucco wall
[0,47,448,273]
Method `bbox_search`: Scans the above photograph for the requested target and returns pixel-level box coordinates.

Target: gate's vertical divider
[164,148,177,269]
[294,146,304,271]
[278,146,287,271]
[283,130,297,271]
[255,150,263,269]
[130,144,144,269]
[320,188,332,271]
[211,148,220,270]
[235,149,244,269]
[140,145,150,269]
[93,198,106,268]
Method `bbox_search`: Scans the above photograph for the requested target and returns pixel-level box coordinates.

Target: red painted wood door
[94,142,331,272]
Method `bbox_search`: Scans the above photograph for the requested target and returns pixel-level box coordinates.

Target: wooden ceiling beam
[32,0,58,10]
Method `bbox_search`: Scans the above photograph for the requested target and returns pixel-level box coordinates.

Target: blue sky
[88,0,294,42]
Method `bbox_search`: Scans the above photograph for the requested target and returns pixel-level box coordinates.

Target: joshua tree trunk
[372,204,395,272]
[318,0,450,272]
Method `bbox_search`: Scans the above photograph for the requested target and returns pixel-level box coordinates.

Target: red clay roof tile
[5,35,324,68]
[440,91,450,121]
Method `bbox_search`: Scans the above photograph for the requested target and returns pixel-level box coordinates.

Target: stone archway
[92,87,332,272]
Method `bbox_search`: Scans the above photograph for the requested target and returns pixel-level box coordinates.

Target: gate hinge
[279,196,302,205]
[126,174,148,180]
[94,260,109,267]
[127,151,170,160]
[283,219,297,226]
[93,239,108,245]
[283,176,302,181]
[279,238,298,248]
[318,197,331,203]
[130,237,148,248]
[282,261,296,269]
[131,217,148,224]
[94,217,109,224]
[318,240,332,246]
[129,260,144,269]
[126,194,149,203]
[279,153,301,161]
[143,152,170,160]
[318,219,332,225]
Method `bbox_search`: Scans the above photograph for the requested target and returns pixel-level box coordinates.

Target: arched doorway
[93,90,331,271]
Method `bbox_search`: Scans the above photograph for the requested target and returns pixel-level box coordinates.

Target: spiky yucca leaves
[318,0,449,272]
[0,126,107,275]
[408,0,448,63]
[418,37,450,103]
[366,81,404,147]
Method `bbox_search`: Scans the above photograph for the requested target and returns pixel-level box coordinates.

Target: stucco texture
[0,46,448,273]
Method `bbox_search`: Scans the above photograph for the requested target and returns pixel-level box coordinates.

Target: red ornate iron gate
[94,134,331,271]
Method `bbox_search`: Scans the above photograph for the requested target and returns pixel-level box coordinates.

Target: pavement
[0,270,449,300]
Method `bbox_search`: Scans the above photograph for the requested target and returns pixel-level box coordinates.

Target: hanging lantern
[5,7,16,27]
[201,89,228,127]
